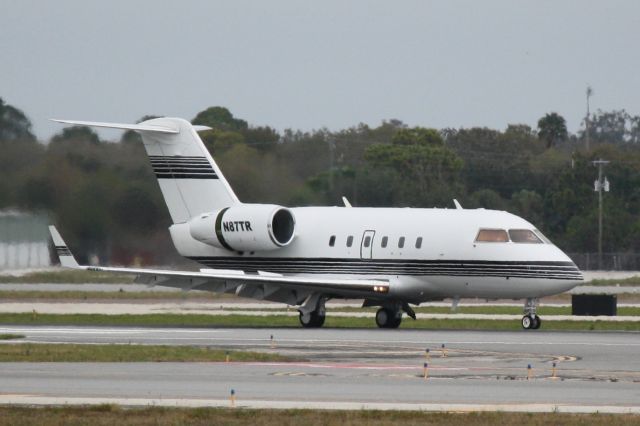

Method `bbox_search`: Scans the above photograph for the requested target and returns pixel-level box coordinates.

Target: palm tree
[537,112,567,149]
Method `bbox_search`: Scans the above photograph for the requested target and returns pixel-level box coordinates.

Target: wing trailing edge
[48,226,389,296]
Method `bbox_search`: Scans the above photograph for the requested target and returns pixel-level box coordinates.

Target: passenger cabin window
[381,236,388,248]
[398,237,405,248]
[329,235,336,247]
[346,236,354,247]
[363,236,371,248]
[415,237,423,249]
[475,229,509,243]
[509,229,543,244]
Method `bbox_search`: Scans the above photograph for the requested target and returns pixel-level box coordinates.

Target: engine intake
[188,204,296,251]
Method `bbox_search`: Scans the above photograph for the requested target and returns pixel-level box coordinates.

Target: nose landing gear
[521,298,541,330]
[521,314,541,330]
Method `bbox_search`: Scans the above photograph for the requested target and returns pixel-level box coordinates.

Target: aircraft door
[360,230,375,259]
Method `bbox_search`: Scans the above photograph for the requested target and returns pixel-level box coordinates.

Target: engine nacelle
[188,204,296,251]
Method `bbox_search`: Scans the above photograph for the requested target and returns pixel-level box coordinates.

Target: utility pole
[585,85,593,151]
[592,159,610,269]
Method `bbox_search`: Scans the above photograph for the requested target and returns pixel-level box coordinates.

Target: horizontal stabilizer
[50,119,212,134]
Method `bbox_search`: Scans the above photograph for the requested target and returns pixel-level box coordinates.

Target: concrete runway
[0,326,639,413]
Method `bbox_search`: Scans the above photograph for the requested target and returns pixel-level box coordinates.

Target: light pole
[592,159,609,269]
[585,86,593,151]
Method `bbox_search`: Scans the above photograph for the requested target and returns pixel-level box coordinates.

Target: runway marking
[0,395,639,414]
[1,327,639,348]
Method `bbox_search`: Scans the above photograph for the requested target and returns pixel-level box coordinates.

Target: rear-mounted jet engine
[189,204,296,251]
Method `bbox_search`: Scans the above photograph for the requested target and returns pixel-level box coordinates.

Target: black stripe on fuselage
[148,156,218,179]
[187,257,583,280]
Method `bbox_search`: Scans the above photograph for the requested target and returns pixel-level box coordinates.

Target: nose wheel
[521,298,541,330]
[521,314,541,330]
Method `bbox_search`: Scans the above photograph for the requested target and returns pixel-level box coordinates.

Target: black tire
[532,315,541,330]
[375,308,390,328]
[387,314,402,329]
[376,308,402,329]
[521,315,532,330]
[299,311,325,328]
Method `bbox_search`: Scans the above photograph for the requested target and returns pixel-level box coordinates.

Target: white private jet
[49,117,583,329]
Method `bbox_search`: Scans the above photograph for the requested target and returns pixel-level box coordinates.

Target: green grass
[0,333,24,340]
[0,406,638,426]
[0,269,136,284]
[588,276,640,286]
[0,343,291,362]
[0,312,637,331]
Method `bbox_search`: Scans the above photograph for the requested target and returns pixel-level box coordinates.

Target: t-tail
[51,117,239,223]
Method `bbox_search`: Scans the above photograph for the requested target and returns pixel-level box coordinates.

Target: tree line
[1,98,639,264]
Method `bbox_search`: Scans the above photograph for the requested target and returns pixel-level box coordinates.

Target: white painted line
[2,327,639,348]
[0,395,638,414]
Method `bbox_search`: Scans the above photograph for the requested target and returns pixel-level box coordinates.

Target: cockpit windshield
[475,229,509,242]
[475,228,545,244]
[508,229,543,244]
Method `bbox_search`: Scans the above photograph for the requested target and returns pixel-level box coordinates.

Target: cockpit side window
[475,229,509,243]
[509,229,543,244]
[534,229,552,244]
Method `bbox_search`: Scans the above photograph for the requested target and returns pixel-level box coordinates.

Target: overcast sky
[1,0,639,140]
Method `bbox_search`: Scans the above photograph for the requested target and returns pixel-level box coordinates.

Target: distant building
[0,210,51,270]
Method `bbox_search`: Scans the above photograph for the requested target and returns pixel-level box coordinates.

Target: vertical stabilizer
[52,117,239,223]
[137,117,238,222]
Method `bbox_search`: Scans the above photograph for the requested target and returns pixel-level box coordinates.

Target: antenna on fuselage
[342,196,352,208]
[453,199,463,210]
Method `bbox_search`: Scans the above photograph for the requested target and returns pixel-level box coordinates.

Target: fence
[567,253,640,271]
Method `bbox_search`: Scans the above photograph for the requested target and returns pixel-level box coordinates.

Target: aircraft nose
[553,248,584,293]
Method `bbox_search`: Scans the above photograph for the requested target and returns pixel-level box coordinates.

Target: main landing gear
[299,310,325,328]
[375,302,416,329]
[521,298,541,330]
[375,308,402,329]
[298,293,326,328]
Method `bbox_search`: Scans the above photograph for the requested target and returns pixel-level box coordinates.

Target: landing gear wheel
[521,315,532,330]
[532,315,541,330]
[522,298,540,330]
[376,308,402,329]
[299,311,325,328]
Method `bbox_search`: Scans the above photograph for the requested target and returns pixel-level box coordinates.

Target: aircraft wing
[49,226,389,301]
